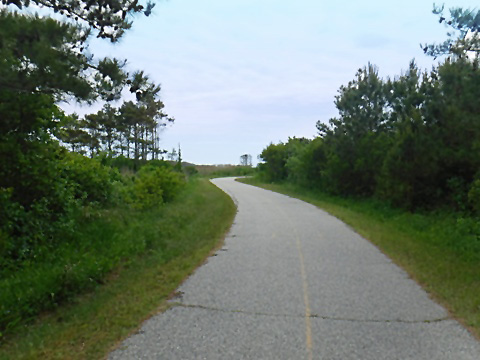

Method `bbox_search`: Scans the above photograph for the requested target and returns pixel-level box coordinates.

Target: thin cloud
[69,0,480,164]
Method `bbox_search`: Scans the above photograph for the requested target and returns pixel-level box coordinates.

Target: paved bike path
[109,177,480,359]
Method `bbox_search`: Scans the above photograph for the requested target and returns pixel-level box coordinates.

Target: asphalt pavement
[109,177,480,359]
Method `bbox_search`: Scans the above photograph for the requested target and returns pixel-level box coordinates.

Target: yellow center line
[275,205,314,360]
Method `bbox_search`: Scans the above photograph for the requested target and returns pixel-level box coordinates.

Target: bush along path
[0,177,236,360]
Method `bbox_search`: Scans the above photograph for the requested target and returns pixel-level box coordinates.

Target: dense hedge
[0,0,184,337]
[258,5,480,211]
[258,58,480,213]
[0,154,186,333]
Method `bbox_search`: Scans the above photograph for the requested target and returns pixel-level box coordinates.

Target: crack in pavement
[170,302,450,324]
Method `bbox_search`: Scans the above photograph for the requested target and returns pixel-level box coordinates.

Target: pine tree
[422,5,480,59]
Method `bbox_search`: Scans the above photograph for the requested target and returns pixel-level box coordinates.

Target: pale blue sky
[73,0,478,165]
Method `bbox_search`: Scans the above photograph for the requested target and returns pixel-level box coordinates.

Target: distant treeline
[258,6,480,212]
[59,102,173,161]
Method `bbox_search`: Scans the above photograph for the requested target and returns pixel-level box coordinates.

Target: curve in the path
[109,177,480,360]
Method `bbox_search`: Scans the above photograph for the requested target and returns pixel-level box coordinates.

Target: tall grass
[0,178,236,359]
[240,178,480,339]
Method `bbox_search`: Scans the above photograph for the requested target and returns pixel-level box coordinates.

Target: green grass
[195,164,256,178]
[239,178,480,339]
[0,178,236,359]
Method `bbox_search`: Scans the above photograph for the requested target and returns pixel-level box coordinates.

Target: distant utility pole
[240,154,252,167]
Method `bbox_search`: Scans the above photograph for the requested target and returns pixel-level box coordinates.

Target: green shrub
[184,166,199,177]
[130,165,185,209]
[131,170,164,210]
[0,207,150,334]
[147,159,174,170]
[258,142,288,182]
[0,163,79,266]
[61,152,120,206]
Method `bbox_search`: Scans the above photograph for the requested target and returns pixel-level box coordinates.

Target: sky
[69,0,479,165]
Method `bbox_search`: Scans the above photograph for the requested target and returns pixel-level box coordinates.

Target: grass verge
[239,177,480,339]
[0,178,236,359]
[191,164,256,178]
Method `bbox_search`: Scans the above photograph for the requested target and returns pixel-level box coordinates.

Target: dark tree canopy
[0,8,161,105]
[0,0,168,138]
